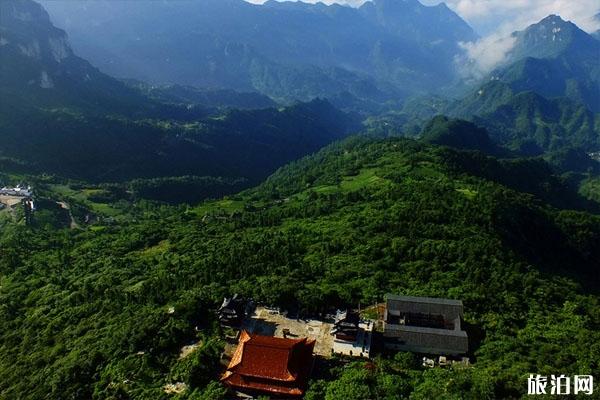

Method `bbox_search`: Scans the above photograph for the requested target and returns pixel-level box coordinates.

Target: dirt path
[57,201,79,229]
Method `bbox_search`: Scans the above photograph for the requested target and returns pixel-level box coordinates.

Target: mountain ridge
[488,15,600,112]
[39,0,477,105]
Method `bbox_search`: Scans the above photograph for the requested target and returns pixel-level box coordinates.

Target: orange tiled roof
[221,331,315,396]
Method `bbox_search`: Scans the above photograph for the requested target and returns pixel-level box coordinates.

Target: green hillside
[0,136,598,399]
[448,82,600,154]
[0,97,356,187]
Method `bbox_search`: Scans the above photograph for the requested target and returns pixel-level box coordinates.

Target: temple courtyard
[240,306,371,358]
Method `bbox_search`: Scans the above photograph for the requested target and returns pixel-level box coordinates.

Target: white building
[0,185,33,198]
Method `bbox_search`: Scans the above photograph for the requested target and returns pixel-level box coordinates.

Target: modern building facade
[383,294,468,355]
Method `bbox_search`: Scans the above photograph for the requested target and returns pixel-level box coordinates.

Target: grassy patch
[579,176,600,204]
[140,240,170,257]
[456,188,478,200]
[340,168,386,191]
[193,198,246,216]
[48,184,124,218]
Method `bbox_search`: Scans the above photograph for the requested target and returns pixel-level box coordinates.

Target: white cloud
[419,0,600,35]
[246,0,368,6]
[456,31,517,81]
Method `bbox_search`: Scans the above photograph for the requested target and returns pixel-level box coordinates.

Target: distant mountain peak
[539,14,567,24]
[369,0,443,11]
[360,0,476,42]
[507,14,598,62]
[519,14,577,38]
[468,13,600,114]
[0,0,151,113]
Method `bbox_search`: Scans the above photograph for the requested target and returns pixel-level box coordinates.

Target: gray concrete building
[383,294,468,355]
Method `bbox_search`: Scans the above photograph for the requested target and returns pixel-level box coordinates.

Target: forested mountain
[1,134,598,399]
[397,15,600,156]
[0,97,356,183]
[449,82,600,154]
[420,116,504,156]
[40,0,476,106]
[490,15,600,112]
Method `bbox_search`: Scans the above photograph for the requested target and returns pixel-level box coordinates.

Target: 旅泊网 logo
[528,374,594,396]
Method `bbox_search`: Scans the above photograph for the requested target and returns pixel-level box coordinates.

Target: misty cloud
[422,0,600,35]
[248,0,600,82]
[455,32,517,81]
[246,0,368,6]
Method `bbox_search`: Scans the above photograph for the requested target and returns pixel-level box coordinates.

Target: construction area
[217,305,373,359]
[0,195,24,208]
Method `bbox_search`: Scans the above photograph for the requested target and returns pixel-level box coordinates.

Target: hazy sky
[246,0,600,35]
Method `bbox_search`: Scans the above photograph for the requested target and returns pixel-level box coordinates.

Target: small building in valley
[383,294,468,355]
[221,331,315,397]
[0,185,33,198]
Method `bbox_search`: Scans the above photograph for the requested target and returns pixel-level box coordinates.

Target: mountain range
[1,0,598,181]
[0,0,358,189]
[39,0,477,107]
[377,15,600,154]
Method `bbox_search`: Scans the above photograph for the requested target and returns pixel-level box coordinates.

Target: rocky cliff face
[0,0,74,89]
[0,0,150,113]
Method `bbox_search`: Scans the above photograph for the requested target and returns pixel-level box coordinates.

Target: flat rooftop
[384,323,468,337]
[385,294,463,307]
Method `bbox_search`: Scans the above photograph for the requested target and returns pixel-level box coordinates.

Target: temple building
[221,331,315,397]
[383,294,468,355]
[331,309,360,342]
[217,294,252,327]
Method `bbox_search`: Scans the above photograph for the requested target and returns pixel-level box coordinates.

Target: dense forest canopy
[1,136,599,399]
